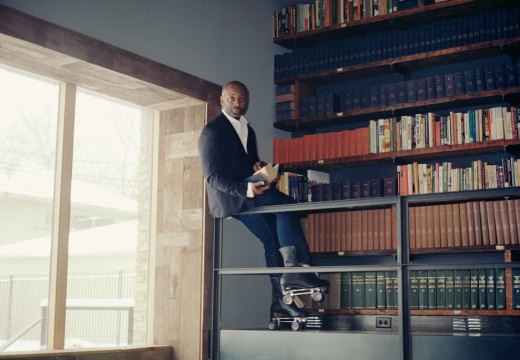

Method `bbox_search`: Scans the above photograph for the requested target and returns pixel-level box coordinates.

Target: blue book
[387,84,397,105]
[340,181,351,200]
[454,72,465,95]
[485,67,496,91]
[434,74,445,98]
[407,80,416,103]
[416,78,426,101]
[361,88,371,109]
[343,91,353,111]
[426,76,436,99]
[444,73,455,97]
[506,64,518,88]
[495,65,506,89]
[464,70,476,93]
[474,68,486,92]
[370,86,379,108]
[397,82,407,103]
[379,85,388,107]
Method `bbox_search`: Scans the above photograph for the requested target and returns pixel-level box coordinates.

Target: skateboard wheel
[291,320,301,331]
[283,294,294,305]
[268,321,278,330]
[311,291,323,302]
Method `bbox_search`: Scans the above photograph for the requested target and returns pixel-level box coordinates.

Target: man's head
[221,81,249,118]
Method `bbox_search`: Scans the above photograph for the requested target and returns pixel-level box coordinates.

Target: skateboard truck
[281,285,327,305]
[268,315,322,331]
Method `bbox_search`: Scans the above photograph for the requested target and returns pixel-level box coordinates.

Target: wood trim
[0,4,221,104]
[48,83,76,349]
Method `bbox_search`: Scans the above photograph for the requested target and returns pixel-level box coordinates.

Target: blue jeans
[233,189,311,268]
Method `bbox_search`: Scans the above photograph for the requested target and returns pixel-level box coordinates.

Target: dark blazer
[198,112,260,218]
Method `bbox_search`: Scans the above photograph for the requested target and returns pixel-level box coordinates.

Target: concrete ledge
[0,346,173,360]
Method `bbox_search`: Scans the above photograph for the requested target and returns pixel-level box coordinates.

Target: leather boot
[278,246,330,290]
[270,276,307,317]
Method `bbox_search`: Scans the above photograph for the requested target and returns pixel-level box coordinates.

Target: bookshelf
[211,1,520,359]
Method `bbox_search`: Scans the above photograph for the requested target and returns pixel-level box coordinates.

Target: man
[198,81,328,319]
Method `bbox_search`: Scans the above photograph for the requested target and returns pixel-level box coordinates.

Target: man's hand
[252,181,271,195]
[253,161,267,172]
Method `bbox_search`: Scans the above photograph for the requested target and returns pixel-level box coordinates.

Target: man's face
[221,84,248,118]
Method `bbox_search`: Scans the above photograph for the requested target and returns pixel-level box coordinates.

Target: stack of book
[409,199,520,249]
[410,268,506,310]
[273,0,426,38]
[306,207,397,252]
[397,157,519,195]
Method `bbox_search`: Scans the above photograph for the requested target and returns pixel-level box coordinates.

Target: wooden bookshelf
[274,0,517,48]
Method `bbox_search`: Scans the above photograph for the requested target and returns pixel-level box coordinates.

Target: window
[0,66,154,351]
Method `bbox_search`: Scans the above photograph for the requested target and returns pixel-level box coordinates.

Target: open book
[245,163,279,184]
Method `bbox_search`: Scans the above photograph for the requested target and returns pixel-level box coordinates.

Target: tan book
[507,199,518,245]
[318,212,325,252]
[308,214,316,253]
[353,210,361,251]
[361,210,368,251]
[335,211,342,252]
[420,205,428,248]
[453,203,462,247]
[391,206,397,250]
[426,205,434,249]
[471,201,482,246]
[346,210,352,251]
[479,201,489,246]
[472,201,482,246]
[466,201,476,246]
[433,204,441,248]
[385,207,392,250]
[493,201,504,245]
[409,206,416,249]
[486,201,497,246]
[459,203,469,247]
[325,213,333,252]
[499,200,511,245]
[446,204,455,248]
[340,211,347,251]
[515,199,520,244]
[378,209,385,250]
[367,209,374,251]
[415,205,424,248]
[372,209,379,250]
[439,204,448,248]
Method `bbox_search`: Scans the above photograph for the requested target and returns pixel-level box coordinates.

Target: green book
[418,270,428,310]
[376,272,386,309]
[445,270,455,310]
[386,271,396,310]
[462,269,471,310]
[495,268,505,310]
[428,270,437,309]
[436,270,447,310]
[364,272,377,309]
[478,269,487,310]
[454,270,463,310]
[352,272,365,309]
[486,268,496,310]
[410,271,419,310]
[392,271,398,310]
[340,272,352,309]
[513,268,520,310]
[470,269,479,310]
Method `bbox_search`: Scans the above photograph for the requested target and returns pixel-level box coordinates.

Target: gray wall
[0,0,288,160]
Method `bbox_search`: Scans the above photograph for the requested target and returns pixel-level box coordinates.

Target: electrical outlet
[376,317,392,328]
